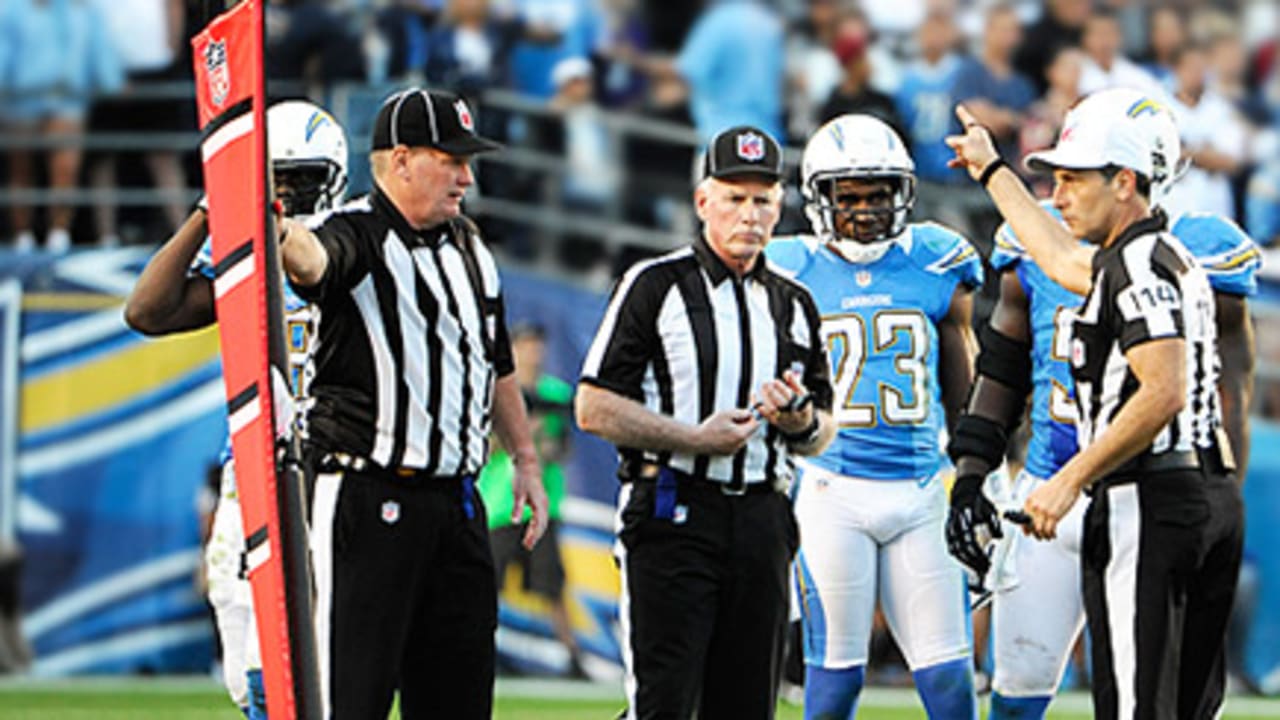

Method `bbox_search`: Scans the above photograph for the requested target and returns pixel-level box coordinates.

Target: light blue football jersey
[194,238,318,466]
[767,224,983,480]
[992,203,1261,478]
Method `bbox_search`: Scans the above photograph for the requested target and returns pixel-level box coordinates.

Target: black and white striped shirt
[293,188,513,475]
[581,238,833,487]
[1069,213,1220,461]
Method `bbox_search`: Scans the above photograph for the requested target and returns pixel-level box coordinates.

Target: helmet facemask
[807,170,915,263]
[273,158,346,217]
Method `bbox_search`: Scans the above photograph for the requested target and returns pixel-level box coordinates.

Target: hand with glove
[946,473,1003,579]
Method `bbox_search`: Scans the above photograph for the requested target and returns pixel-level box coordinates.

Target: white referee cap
[1023,88,1172,179]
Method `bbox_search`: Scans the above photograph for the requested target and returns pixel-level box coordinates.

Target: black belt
[1092,446,1232,493]
[320,451,471,487]
[620,463,778,497]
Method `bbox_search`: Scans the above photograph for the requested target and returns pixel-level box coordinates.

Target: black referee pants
[615,470,799,720]
[310,465,497,719]
[1082,468,1243,720]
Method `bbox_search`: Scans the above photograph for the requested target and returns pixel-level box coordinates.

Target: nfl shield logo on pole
[204,40,230,108]
[737,132,765,162]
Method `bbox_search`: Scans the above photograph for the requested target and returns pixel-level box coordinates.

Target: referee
[948,94,1243,718]
[577,126,835,719]
[279,88,548,719]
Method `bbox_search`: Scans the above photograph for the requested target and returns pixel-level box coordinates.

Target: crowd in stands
[3,0,1279,255]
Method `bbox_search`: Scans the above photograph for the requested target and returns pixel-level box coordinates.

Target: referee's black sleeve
[492,294,515,377]
[580,266,661,401]
[798,292,834,412]
[292,219,364,304]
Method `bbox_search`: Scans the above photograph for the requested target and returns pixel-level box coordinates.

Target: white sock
[98,233,121,248]
[14,230,36,251]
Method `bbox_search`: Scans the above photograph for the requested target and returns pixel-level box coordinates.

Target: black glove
[946,473,1002,577]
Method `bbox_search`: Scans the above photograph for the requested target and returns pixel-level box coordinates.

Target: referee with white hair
[279,88,548,719]
[947,92,1243,719]
[577,125,835,719]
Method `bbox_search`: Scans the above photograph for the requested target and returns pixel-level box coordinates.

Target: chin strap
[830,237,893,264]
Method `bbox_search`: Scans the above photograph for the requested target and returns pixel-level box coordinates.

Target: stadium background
[4,0,1280,713]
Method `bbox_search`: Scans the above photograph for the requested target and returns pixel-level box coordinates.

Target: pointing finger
[955,104,976,127]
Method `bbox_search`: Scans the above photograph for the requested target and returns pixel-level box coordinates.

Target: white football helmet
[801,114,915,264]
[267,100,349,218]
[1130,95,1189,206]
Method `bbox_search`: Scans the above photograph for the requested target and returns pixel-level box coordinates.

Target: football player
[766,114,982,719]
[945,88,1260,719]
[125,100,348,719]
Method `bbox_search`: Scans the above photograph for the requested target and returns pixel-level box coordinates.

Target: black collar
[370,184,452,249]
[1094,208,1167,272]
[692,234,768,286]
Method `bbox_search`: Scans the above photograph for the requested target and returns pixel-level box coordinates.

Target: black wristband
[781,414,821,445]
[979,158,1008,187]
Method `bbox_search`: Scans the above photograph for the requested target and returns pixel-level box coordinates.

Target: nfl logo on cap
[454,99,474,132]
[381,500,401,525]
[737,132,765,162]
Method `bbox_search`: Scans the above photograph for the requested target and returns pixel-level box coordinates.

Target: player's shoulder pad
[1171,211,1261,296]
[990,200,1060,271]
[305,194,373,231]
[190,237,216,280]
[763,234,821,280]
[908,222,983,289]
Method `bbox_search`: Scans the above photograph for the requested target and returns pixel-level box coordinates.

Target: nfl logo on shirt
[737,132,765,162]
[454,99,474,132]
[381,500,401,525]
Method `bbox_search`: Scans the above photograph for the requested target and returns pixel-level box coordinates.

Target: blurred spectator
[88,0,192,247]
[1165,44,1250,222]
[1140,6,1185,89]
[1019,46,1083,195]
[1208,32,1270,124]
[674,0,785,142]
[595,0,651,109]
[0,0,122,252]
[264,0,363,86]
[952,3,1036,169]
[425,0,562,98]
[1014,0,1089,95]
[816,17,905,140]
[1246,151,1280,246]
[477,322,588,679]
[897,9,979,237]
[508,0,603,99]
[1078,9,1163,98]
[785,0,846,139]
[550,57,620,210]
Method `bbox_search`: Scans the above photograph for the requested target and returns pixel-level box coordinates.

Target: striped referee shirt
[581,237,833,487]
[1069,212,1221,461]
[292,187,513,475]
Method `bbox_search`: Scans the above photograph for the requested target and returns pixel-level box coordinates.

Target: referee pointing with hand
[948,92,1242,719]
[577,126,835,719]
[279,88,548,719]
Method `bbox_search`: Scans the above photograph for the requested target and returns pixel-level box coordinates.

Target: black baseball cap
[701,125,784,182]
[371,88,502,155]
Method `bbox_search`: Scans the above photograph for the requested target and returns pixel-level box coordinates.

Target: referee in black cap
[577,125,836,719]
[279,88,548,719]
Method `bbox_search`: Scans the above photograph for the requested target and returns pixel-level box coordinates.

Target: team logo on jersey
[204,40,230,108]
[737,132,766,162]
[855,270,872,287]
[381,500,401,525]
[454,99,474,132]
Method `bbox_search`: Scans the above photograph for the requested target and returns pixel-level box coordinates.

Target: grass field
[1,677,1279,719]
